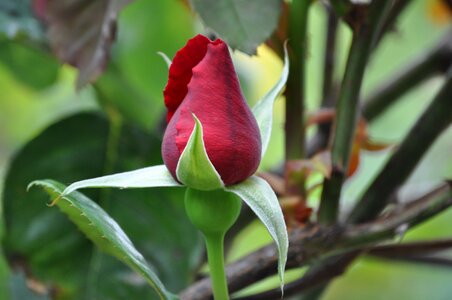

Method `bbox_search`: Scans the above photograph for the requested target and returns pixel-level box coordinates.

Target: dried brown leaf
[35,0,131,89]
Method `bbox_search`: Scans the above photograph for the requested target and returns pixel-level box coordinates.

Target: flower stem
[205,233,229,300]
[184,188,242,300]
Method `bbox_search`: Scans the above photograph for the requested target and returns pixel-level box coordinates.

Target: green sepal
[225,175,288,294]
[176,114,224,191]
[252,43,289,158]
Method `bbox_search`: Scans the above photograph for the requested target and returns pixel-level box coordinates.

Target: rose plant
[3,1,451,299]
[30,34,289,300]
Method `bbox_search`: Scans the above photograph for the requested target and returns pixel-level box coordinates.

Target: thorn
[47,195,63,207]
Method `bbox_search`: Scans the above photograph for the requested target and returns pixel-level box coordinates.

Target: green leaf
[60,165,181,196]
[176,114,224,190]
[113,0,195,125]
[2,113,202,298]
[0,250,10,300]
[94,65,157,130]
[29,180,177,300]
[190,0,283,54]
[225,175,288,293]
[0,40,59,90]
[252,44,289,158]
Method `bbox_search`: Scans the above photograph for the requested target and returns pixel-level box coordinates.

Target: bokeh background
[1,0,451,299]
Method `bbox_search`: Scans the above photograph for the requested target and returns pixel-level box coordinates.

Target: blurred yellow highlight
[428,0,452,24]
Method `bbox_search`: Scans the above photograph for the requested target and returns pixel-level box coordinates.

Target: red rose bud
[162,34,262,186]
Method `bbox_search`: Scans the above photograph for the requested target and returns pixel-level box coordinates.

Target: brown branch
[235,252,359,300]
[345,183,452,244]
[367,238,452,268]
[372,254,452,268]
[235,238,452,300]
[368,239,452,257]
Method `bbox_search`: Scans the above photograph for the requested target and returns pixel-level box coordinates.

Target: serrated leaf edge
[29,180,176,300]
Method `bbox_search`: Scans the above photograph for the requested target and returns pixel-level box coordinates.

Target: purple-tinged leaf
[35,0,132,89]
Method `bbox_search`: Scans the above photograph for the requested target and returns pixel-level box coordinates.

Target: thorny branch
[363,30,452,122]
[235,252,359,300]
[235,238,452,300]
[318,0,393,224]
[348,66,452,223]
[180,183,452,300]
[374,254,452,268]
[306,5,339,158]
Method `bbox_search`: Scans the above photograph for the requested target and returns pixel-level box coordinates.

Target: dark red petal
[163,35,214,122]
[162,36,261,185]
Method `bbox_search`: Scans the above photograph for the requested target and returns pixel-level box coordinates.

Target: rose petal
[163,35,221,122]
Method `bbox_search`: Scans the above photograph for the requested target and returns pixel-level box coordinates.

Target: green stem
[184,188,242,300]
[306,6,338,158]
[348,68,452,223]
[284,0,310,197]
[205,233,229,300]
[317,0,392,224]
[285,0,310,162]
[321,6,338,105]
